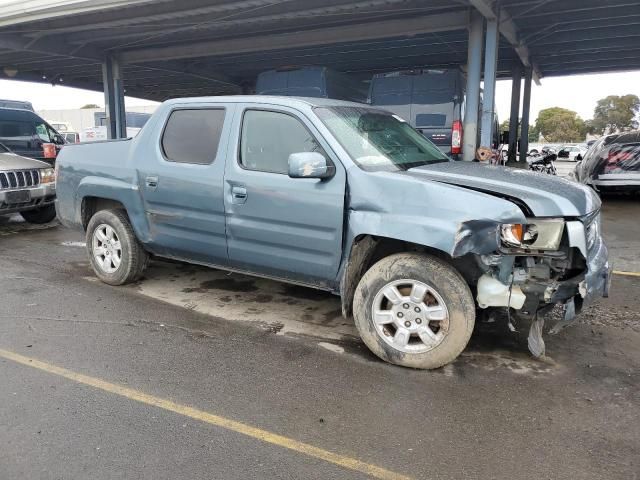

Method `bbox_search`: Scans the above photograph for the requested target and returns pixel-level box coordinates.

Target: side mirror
[288,152,335,179]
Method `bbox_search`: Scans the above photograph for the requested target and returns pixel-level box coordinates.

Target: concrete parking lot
[1,194,639,479]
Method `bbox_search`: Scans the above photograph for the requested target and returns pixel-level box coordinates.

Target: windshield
[314,106,449,171]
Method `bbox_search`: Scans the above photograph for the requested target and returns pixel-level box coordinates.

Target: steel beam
[119,12,468,63]
[480,11,499,148]
[102,55,126,140]
[463,10,484,161]
[469,0,542,85]
[519,67,533,163]
[507,63,522,163]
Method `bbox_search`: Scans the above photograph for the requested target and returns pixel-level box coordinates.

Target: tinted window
[240,110,325,174]
[0,120,33,138]
[162,109,226,164]
[415,113,447,127]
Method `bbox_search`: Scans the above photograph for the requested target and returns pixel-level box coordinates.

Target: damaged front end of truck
[458,210,611,357]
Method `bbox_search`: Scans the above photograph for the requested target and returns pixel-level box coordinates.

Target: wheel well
[341,235,461,318]
[81,197,127,231]
[368,236,452,267]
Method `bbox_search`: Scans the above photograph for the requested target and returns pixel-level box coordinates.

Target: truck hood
[406,161,600,217]
[0,152,50,170]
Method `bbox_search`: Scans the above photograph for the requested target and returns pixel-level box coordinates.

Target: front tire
[86,209,148,285]
[353,253,475,369]
[20,204,56,224]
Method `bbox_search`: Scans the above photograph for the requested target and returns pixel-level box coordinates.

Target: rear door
[0,117,43,159]
[137,104,235,265]
[223,104,346,285]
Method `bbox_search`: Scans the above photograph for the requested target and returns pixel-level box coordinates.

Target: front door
[138,104,235,265]
[224,106,346,285]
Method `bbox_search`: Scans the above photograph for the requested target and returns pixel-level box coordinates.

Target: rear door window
[0,120,34,138]
[161,109,226,164]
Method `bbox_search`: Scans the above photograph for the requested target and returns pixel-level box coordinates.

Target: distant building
[37,105,157,134]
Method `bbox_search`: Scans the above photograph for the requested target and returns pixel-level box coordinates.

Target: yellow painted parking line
[613,270,640,277]
[0,348,412,480]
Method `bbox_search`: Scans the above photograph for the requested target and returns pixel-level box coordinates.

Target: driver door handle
[145,176,159,189]
[231,185,247,204]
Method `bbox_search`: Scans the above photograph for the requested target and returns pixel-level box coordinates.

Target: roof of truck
[162,95,369,109]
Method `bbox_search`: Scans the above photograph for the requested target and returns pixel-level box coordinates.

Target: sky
[2,70,640,122]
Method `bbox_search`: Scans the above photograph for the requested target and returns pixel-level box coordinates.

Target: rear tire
[19,204,56,224]
[353,253,475,369]
[86,209,148,285]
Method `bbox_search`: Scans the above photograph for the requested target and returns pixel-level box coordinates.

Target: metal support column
[480,10,500,148]
[101,55,126,139]
[507,63,522,163]
[112,57,126,139]
[519,67,533,162]
[463,9,484,161]
[101,56,117,140]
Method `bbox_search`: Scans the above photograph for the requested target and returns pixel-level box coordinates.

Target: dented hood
[405,161,600,217]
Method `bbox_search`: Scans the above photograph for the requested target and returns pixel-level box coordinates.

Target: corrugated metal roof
[0,0,638,101]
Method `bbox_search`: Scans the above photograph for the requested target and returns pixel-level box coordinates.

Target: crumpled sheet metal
[528,315,546,358]
[451,220,502,257]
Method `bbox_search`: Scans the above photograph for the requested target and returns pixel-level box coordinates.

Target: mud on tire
[353,253,475,369]
[86,209,149,286]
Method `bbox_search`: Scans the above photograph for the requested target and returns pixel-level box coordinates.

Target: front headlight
[40,168,55,184]
[500,219,565,250]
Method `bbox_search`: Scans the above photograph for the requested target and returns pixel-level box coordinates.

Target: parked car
[55,96,610,369]
[0,108,65,164]
[80,126,142,142]
[0,142,56,223]
[256,66,367,103]
[369,69,499,159]
[369,69,465,158]
[48,121,73,133]
[80,111,152,142]
[557,144,587,161]
[573,131,640,192]
[62,132,80,143]
[0,99,34,112]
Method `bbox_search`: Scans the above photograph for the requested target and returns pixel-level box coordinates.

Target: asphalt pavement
[1,196,639,480]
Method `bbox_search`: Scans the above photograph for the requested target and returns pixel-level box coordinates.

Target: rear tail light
[451,120,462,154]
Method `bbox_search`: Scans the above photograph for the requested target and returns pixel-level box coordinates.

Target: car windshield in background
[314,106,449,171]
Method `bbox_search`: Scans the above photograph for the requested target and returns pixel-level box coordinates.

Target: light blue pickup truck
[55,96,610,369]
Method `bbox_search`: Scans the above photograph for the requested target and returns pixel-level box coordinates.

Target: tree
[532,107,586,143]
[591,94,640,134]
[80,103,101,109]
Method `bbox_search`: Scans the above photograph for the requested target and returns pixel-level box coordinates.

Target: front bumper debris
[528,225,611,357]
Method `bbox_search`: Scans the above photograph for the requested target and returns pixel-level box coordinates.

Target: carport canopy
[1,0,639,155]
